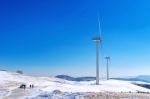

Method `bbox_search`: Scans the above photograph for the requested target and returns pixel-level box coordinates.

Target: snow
[0,71,150,99]
[29,91,85,99]
[42,80,150,93]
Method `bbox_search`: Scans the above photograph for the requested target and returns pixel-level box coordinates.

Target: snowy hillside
[0,71,150,99]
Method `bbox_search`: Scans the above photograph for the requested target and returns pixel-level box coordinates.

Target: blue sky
[0,0,150,77]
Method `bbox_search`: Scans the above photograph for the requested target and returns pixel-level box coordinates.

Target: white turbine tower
[92,16,102,85]
[105,56,110,80]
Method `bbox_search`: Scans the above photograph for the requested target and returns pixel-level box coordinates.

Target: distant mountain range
[56,75,96,81]
[113,75,150,83]
[1,69,149,83]
[56,75,150,83]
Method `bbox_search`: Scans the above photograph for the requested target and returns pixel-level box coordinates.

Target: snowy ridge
[0,71,150,99]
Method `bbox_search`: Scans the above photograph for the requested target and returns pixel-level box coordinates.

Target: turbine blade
[100,42,104,58]
[98,13,103,38]
[109,57,111,65]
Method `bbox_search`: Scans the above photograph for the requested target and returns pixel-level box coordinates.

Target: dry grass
[83,92,150,99]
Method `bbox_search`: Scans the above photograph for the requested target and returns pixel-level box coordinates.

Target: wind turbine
[105,56,110,80]
[92,16,102,85]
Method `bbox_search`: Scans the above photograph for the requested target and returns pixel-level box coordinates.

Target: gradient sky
[0,0,150,77]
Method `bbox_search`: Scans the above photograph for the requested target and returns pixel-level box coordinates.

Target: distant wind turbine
[105,56,110,80]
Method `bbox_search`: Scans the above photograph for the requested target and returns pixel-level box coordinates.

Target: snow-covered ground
[0,71,150,99]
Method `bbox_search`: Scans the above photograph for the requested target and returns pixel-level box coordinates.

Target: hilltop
[0,70,150,99]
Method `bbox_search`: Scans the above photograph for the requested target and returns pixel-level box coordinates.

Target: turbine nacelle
[105,56,110,60]
[92,36,102,43]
